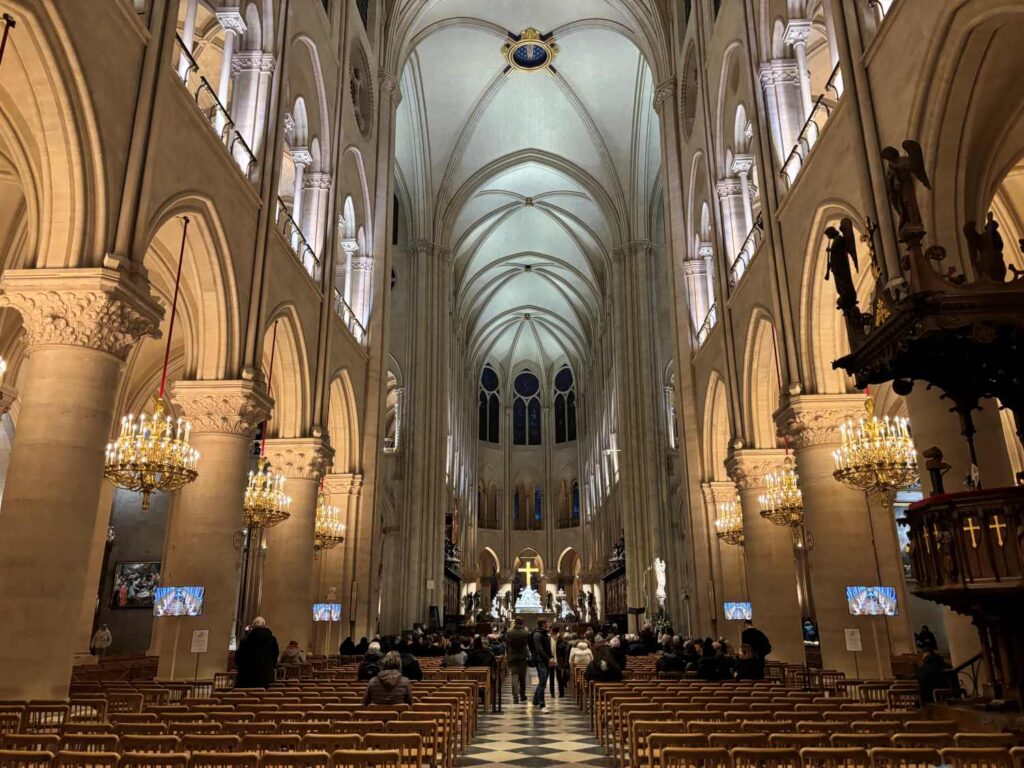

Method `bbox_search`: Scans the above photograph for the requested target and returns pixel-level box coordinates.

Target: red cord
[158,216,190,400]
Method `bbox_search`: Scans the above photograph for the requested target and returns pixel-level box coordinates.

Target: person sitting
[916,647,952,703]
[608,635,628,670]
[626,634,650,655]
[357,642,383,681]
[466,636,496,669]
[696,644,732,681]
[355,636,369,655]
[279,640,306,665]
[734,643,763,680]
[585,645,624,682]
[400,649,423,681]
[569,640,593,671]
[489,633,506,657]
[362,651,413,706]
[443,641,468,667]
[339,637,356,655]
[656,640,688,674]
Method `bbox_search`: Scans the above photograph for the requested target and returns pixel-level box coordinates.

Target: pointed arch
[702,370,731,481]
[742,309,781,448]
[263,306,311,440]
[328,369,361,474]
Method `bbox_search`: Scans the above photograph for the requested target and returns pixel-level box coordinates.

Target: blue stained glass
[534,486,542,522]
[515,372,539,397]
[528,399,542,445]
[513,398,527,445]
[555,366,573,391]
[481,366,499,392]
[572,482,580,520]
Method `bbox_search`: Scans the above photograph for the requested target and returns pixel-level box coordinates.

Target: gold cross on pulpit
[989,515,1007,547]
[962,517,981,549]
[518,559,539,584]
[921,526,932,553]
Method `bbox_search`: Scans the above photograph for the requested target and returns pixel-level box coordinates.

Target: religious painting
[110,561,161,609]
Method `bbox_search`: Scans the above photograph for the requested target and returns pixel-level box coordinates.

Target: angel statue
[881,140,930,240]
[824,218,860,317]
[963,212,1008,283]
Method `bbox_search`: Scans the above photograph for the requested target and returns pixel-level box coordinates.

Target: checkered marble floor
[457,667,613,768]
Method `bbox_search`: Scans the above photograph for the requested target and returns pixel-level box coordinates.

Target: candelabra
[242,456,291,529]
[313,489,345,552]
[714,493,745,546]
[759,454,804,527]
[833,395,918,494]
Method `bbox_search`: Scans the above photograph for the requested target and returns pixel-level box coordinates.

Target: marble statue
[654,557,667,609]
[514,584,543,613]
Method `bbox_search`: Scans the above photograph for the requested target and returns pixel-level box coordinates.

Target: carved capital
[784,19,812,47]
[774,393,865,449]
[322,472,364,496]
[380,70,402,107]
[303,172,331,190]
[653,77,676,115]
[717,179,743,198]
[171,379,272,437]
[612,239,654,262]
[411,240,450,262]
[0,268,162,360]
[697,242,715,259]
[290,147,313,168]
[702,480,740,505]
[731,153,755,176]
[215,8,247,35]
[351,256,374,272]
[759,60,801,88]
[263,437,334,481]
[682,258,708,277]
[232,51,276,75]
[725,448,788,491]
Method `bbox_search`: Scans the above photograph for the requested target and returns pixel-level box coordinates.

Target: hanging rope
[158,216,190,400]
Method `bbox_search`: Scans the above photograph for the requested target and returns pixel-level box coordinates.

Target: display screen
[153,586,205,617]
[846,586,898,616]
[723,601,752,621]
[313,603,341,622]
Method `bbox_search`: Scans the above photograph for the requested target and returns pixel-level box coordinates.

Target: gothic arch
[263,305,311,440]
[328,370,361,474]
[742,310,781,448]
[479,546,501,575]
[702,370,730,481]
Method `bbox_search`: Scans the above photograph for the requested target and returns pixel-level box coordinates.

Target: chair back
[0,751,54,768]
[119,737,182,755]
[186,753,259,768]
[53,752,120,768]
[181,737,240,753]
[237,737,301,756]
[955,735,1017,749]
[329,750,401,768]
[769,734,830,749]
[891,734,954,749]
[2,737,60,753]
[730,748,801,768]
[119,755,189,768]
[798,747,870,768]
[868,747,943,768]
[362,734,421,768]
[58,737,118,754]
[255,752,330,768]
[659,747,730,768]
[939,748,1013,768]
[831,734,891,749]
[708,733,771,749]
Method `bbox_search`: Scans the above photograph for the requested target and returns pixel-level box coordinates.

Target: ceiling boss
[502,27,558,73]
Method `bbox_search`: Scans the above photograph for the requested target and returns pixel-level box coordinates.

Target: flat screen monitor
[313,603,341,622]
[153,586,205,617]
[846,586,898,616]
[723,601,752,621]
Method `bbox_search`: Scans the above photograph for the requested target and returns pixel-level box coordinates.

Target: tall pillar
[213,8,246,135]
[717,180,747,268]
[340,239,358,307]
[759,61,805,167]
[301,172,331,261]
[702,481,747,646]
[156,379,271,680]
[351,254,374,329]
[784,19,815,118]
[682,259,710,333]
[776,394,913,678]
[230,51,276,160]
[289,148,311,243]
[322,473,366,638]
[726,448,805,664]
[611,241,677,617]
[177,0,200,80]
[260,438,331,651]
[0,269,161,699]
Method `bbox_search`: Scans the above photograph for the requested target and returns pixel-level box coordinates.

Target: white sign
[425,579,435,591]
[190,629,210,654]
[844,628,863,652]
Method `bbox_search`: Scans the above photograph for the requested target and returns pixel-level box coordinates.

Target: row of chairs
[0,748,410,768]
[657,746,1024,768]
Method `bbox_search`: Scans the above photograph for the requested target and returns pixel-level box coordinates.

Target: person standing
[90,625,112,657]
[235,617,279,688]
[506,617,530,704]
[915,625,938,651]
[741,619,771,679]
[530,618,553,710]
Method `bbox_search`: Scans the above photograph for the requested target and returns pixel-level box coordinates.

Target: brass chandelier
[833,395,918,494]
[313,487,346,553]
[758,454,804,527]
[714,493,745,546]
[104,217,200,511]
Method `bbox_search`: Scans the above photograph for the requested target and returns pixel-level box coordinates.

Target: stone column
[759,60,804,168]
[717,180,746,270]
[784,19,815,118]
[301,172,331,262]
[324,472,366,637]
[731,154,756,239]
[230,51,276,160]
[0,268,161,699]
[351,253,374,330]
[776,394,913,678]
[682,259,710,334]
[213,8,246,135]
[289,148,311,244]
[155,379,271,680]
[702,481,748,646]
[260,438,332,651]
[340,238,358,307]
[726,448,805,664]
[177,0,200,80]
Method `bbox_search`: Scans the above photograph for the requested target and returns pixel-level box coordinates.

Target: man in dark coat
[506,618,531,704]
[530,618,553,709]
[741,620,771,678]
[916,648,952,703]
[235,616,279,688]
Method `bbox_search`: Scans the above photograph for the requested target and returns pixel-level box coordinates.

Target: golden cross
[989,515,1007,548]
[962,517,981,549]
[518,559,539,583]
[920,526,932,553]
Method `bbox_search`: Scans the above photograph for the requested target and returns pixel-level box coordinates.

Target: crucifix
[989,515,1007,548]
[962,517,981,549]
[518,559,539,590]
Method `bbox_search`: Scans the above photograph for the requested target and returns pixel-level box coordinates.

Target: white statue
[514,585,543,613]
[654,557,667,609]
[490,595,500,619]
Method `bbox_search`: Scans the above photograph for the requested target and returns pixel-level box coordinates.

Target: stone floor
[456,667,614,767]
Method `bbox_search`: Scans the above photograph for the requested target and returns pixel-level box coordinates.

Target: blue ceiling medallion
[502,27,558,73]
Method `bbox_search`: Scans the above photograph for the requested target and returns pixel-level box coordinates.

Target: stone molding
[215,8,247,35]
[290,147,313,168]
[232,51,276,75]
[612,239,654,262]
[411,240,450,261]
[0,268,162,360]
[263,437,334,481]
[171,379,272,437]
[702,480,740,506]
[774,393,866,450]
[351,256,374,272]
[340,237,360,255]
[717,179,743,197]
[0,383,17,414]
[322,472,364,496]
[731,153,755,176]
[380,70,402,108]
[303,172,331,190]
[682,259,708,276]
[759,60,800,88]
[697,242,715,259]
[725,448,789,491]
[653,77,676,115]
[784,19,812,46]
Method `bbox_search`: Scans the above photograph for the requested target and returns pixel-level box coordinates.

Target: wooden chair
[688,722,745,736]
[362,734,421,768]
[852,723,903,736]
[110,717,159,727]
[659,747,731,768]
[1009,748,1024,768]
[351,713,398,725]
[799,723,848,734]
[731,748,801,768]
[67,703,107,726]
[107,697,144,716]
[61,729,114,739]
[186,754,259,768]
[769,734,830,749]
[167,726,222,739]
[902,722,957,735]
[53,752,121,768]
[23,707,71,736]
[329,750,400,768]
[799,748,871,768]
[831,735,892,749]
[118,755,189,768]
[330,724,384,739]
[891,734,954,749]
[955,736,1017,749]
[647,735,708,768]
[298,737,360,754]
[237,738,301,757]
[867,748,942,768]
[383,722,439,768]
[0,751,54,768]
[254,753,330,768]
[2,737,61,753]
[181,737,241,754]
[631,721,690,768]
[708,733,770,750]
[0,716,22,738]
[939,748,1013,768]
[115,728,168,739]
[118,737,182,755]
[58,737,119,754]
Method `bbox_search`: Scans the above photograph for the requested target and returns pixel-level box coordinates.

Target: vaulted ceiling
[393,0,663,379]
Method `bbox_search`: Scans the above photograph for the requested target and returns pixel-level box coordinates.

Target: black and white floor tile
[457,668,613,768]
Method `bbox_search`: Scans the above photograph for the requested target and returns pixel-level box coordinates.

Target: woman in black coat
[235,618,279,688]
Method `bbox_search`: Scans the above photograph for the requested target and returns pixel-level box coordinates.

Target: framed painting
[110,561,161,609]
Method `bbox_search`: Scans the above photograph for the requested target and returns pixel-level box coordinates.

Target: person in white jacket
[568,640,593,671]
[91,625,112,657]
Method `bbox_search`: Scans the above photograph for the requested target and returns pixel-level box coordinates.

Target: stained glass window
[554,366,576,443]
[479,365,500,443]
[572,481,580,521]
[534,485,543,522]
[513,370,541,445]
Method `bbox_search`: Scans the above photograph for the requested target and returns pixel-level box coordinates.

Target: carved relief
[263,438,334,481]
[171,380,272,437]
[349,45,374,138]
